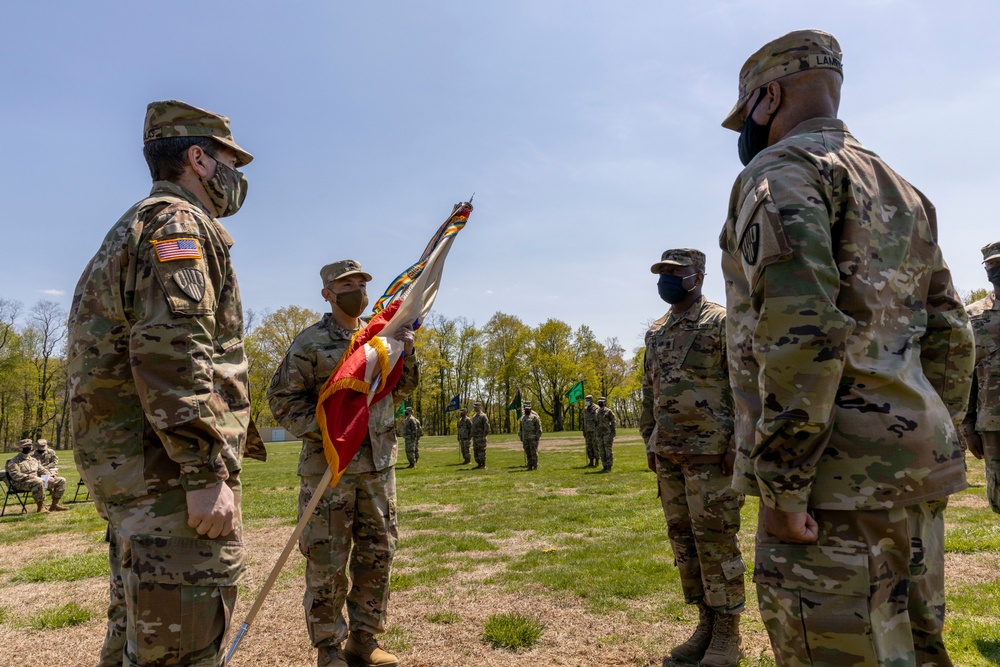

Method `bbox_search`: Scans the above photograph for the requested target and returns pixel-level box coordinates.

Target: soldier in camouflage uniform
[402,407,422,468]
[456,408,473,464]
[267,259,419,667]
[640,248,744,667]
[470,402,491,469]
[962,240,1000,514]
[595,397,616,472]
[518,401,543,470]
[31,438,59,472]
[720,31,973,667]
[5,439,67,512]
[581,394,599,466]
[67,100,262,667]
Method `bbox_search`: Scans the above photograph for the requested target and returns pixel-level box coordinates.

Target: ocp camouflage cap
[650,248,706,274]
[722,29,843,131]
[982,241,1000,263]
[144,100,254,167]
[320,260,373,285]
[18,438,32,448]
[35,439,48,447]
[585,394,593,399]
[523,402,532,408]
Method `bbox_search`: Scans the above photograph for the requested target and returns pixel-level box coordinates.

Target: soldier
[267,259,418,667]
[67,100,260,667]
[962,240,1000,514]
[5,438,68,512]
[720,31,973,666]
[457,408,473,464]
[518,401,543,471]
[595,397,616,472]
[581,394,600,466]
[641,248,744,666]
[470,402,491,469]
[31,438,59,472]
[402,407,422,468]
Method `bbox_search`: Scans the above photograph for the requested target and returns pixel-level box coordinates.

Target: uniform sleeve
[639,345,656,445]
[129,207,235,492]
[741,159,854,513]
[917,196,974,424]
[266,341,321,442]
[717,318,735,443]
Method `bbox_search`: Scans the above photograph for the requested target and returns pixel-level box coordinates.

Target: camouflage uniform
[640,292,745,614]
[457,412,473,464]
[518,407,543,470]
[581,397,599,465]
[67,100,257,667]
[595,401,616,471]
[267,311,419,650]
[5,451,66,505]
[963,282,1000,514]
[720,31,973,667]
[31,441,60,471]
[471,409,490,468]
[402,413,422,467]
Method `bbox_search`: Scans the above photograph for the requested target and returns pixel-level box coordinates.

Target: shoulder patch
[173,268,207,302]
[739,222,760,265]
[152,238,202,262]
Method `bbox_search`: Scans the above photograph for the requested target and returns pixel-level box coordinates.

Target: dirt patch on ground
[945,551,1000,587]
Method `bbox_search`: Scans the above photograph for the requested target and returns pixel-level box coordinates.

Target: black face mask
[658,273,694,304]
[738,87,777,166]
[988,266,1000,285]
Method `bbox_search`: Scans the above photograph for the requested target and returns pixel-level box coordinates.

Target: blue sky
[2,1,997,354]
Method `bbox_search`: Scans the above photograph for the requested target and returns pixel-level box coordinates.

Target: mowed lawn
[2,430,1000,666]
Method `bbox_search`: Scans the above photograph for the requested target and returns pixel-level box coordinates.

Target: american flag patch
[152,238,202,262]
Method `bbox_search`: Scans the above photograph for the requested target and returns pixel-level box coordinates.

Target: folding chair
[1,469,31,516]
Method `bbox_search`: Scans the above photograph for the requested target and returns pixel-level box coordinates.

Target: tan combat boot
[35,501,50,514]
[699,611,743,667]
[50,501,70,511]
[670,603,715,663]
[317,644,348,667]
[344,631,398,667]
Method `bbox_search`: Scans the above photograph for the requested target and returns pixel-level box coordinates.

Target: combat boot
[36,501,49,514]
[699,611,743,667]
[669,603,714,663]
[49,502,70,511]
[317,643,348,667]
[344,631,398,667]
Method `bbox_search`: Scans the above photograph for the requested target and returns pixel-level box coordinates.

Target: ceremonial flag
[565,381,584,405]
[316,201,473,488]
[395,400,407,418]
[506,389,522,412]
[445,394,460,413]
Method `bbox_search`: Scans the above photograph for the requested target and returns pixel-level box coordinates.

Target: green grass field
[2,430,1000,665]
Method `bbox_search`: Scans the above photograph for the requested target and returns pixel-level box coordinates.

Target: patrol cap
[982,241,1000,263]
[523,401,532,409]
[597,396,606,403]
[722,30,843,131]
[650,249,706,274]
[144,100,253,167]
[585,394,593,400]
[35,439,48,447]
[18,438,33,448]
[474,402,483,407]
[460,408,467,414]
[320,260,373,285]
[405,406,413,413]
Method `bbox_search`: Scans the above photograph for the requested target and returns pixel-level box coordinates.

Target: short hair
[143,136,220,182]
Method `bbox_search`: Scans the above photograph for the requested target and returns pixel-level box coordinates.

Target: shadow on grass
[974,639,1000,664]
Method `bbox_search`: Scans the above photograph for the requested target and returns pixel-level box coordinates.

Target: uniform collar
[321,312,360,340]
[662,295,706,328]
[782,117,849,141]
[149,180,235,247]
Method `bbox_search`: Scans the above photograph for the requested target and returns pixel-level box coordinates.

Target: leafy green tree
[528,319,577,432]
[245,305,321,426]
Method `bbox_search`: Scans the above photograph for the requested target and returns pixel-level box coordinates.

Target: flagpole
[223,465,334,665]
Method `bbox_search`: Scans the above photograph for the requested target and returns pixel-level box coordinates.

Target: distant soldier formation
[24,25,991,667]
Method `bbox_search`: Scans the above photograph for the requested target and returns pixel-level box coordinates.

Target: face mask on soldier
[738,86,778,167]
[335,289,369,318]
[987,265,1000,286]
[658,273,696,304]
[202,154,248,218]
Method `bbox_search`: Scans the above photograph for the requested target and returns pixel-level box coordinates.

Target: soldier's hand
[761,505,818,544]
[967,431,985,459]
[186,483,237,538]
[646,452,657,472]
[394,325,415,356]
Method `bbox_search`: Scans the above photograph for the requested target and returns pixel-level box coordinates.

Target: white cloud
[38,289,64,296]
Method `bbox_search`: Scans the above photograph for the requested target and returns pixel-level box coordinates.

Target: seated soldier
[6,439,68,513]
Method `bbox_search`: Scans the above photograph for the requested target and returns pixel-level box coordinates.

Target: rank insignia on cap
[152,238,202,262]
[173,268,206,302]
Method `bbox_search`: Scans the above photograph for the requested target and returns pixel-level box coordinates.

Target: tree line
[246,308,644,436]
